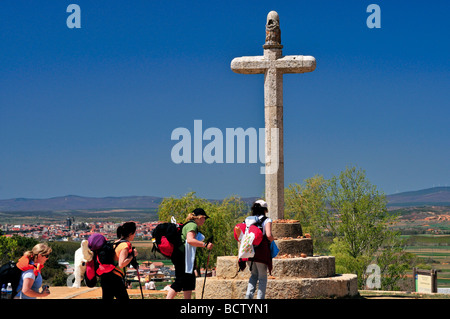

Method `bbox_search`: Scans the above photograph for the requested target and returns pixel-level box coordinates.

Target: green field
[403,235,450,288]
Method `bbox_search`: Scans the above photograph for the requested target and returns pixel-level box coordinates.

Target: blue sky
[0,1,449,200]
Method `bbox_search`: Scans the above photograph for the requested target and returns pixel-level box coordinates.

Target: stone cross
[231,11,316,220]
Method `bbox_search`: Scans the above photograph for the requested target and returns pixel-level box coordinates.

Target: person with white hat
[244,199,274,299]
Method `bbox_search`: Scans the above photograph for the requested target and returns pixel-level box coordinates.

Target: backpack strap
[254,215,268,228]
[16,256,43,276]
[114,239,133,256]
[244,215,267,225]
[256,215,268,237]
[96,255,116,276]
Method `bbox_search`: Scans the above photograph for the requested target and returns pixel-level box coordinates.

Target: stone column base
[196,274,358,299]
[216,256,335,279]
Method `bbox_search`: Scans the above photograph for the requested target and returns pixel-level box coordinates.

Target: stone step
[274,237,313,256]
[272,256,335,278]
[272,221,302,238]
[196,274,358,299]
[216,255,335,279]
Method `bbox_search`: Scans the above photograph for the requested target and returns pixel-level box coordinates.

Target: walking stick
[135,263,144,300]
[131,252,144,300]
[201,236,213,299]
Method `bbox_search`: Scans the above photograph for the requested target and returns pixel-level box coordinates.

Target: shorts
[170,248,196,292]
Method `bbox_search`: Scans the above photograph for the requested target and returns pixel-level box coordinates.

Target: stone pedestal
[196,222,358,299]
[272,220,313,256]
[272,220,303,237]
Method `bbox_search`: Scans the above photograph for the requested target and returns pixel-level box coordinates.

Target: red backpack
[234,215,267,246]
[151,220,195,258]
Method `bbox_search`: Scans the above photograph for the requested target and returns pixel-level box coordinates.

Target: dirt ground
[38,287,449,300]
[37,286,168,299]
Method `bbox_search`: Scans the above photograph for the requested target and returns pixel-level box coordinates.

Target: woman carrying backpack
[166,208,213,299]
[244,200,274,299]
[15,243,52,299]
[100,221,138,300]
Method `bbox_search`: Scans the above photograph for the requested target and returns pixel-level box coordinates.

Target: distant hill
[0,187,448,212]
[386,187,450,207]
[0,195,163,212]
[0,195,259,212]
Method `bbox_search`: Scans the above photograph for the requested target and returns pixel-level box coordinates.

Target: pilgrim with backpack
[85,222,138,300]
[234,200,274,299]
[163,208,213,299]
[0,243,52,299]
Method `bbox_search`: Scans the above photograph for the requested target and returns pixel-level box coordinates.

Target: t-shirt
[15,267,43,299]
[181,221,198,242]
[113,241,132,277]
[177,221,198,253]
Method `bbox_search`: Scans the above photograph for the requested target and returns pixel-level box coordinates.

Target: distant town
[0,217,158,242]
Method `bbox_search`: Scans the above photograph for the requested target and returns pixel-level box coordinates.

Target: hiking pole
[135,263,144,300]
[201,236,213,299]
[130,252,144,300]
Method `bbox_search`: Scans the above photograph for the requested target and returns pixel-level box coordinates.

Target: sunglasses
[40,254,50,258]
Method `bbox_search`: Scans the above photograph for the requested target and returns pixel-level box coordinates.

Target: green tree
[329,237,371,285]
[157,192,247,269]
[0,236,19,265]
[1,236,41,265]
[327,166,402,289]
[285,175,330,253]
[375,234,414,291]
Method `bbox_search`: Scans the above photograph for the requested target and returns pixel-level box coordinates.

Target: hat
[254,199,268,208]
[193,208,210,219]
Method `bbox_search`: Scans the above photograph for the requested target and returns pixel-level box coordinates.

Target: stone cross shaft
[231,11,316,220]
